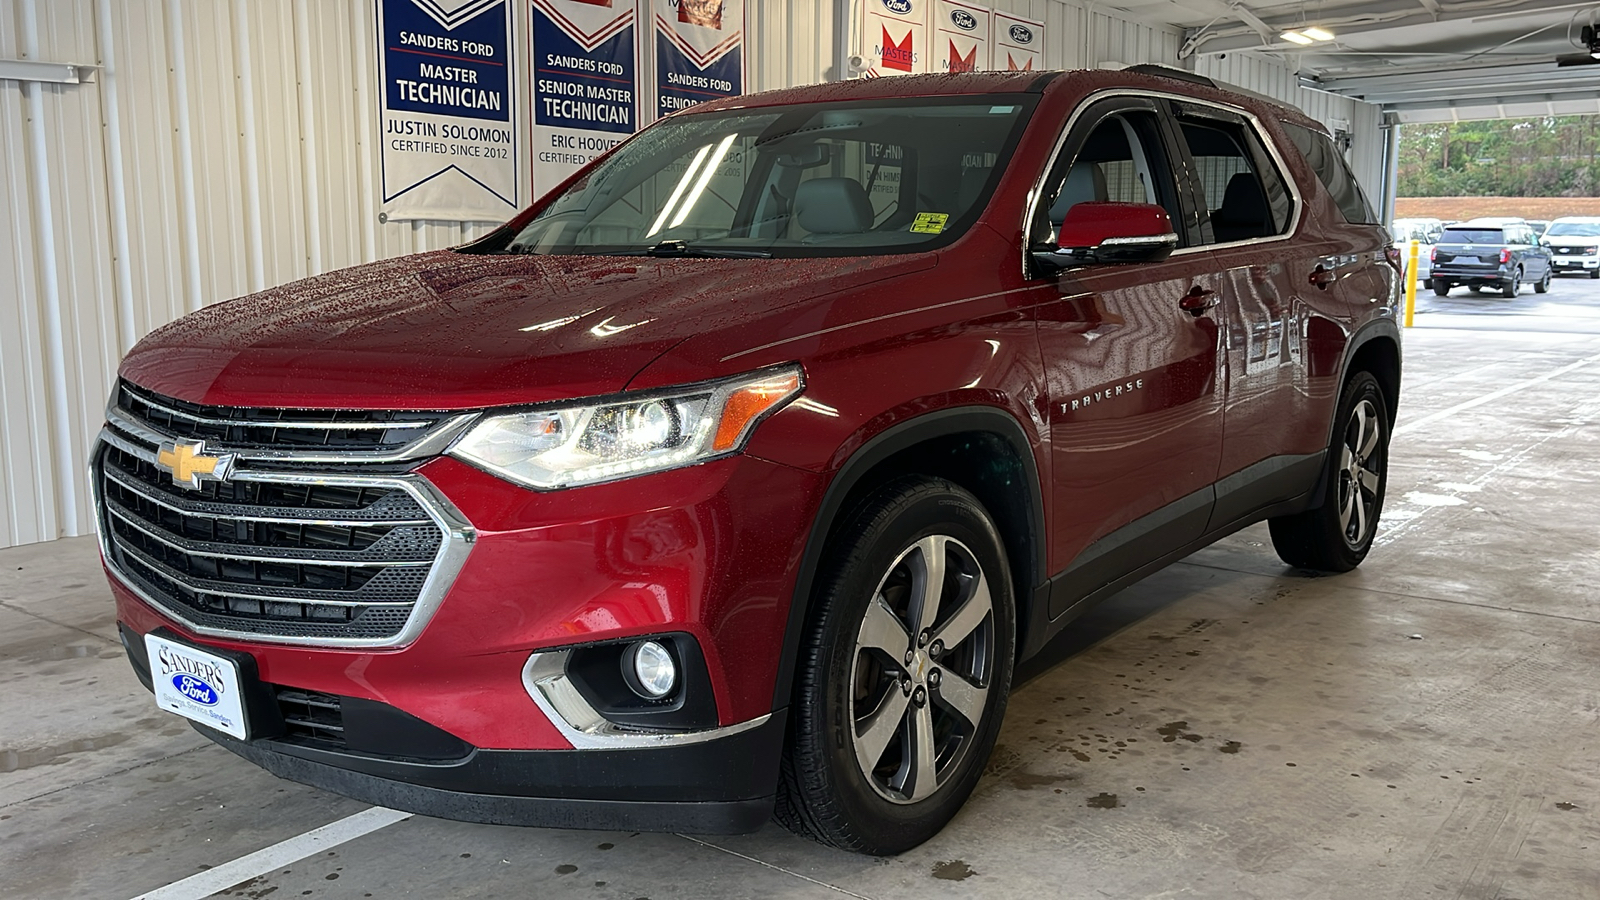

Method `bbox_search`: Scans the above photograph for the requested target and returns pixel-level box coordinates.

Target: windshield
[1440,229,1503,244]
[489,96,1036,257]
[1545,222,1600,238]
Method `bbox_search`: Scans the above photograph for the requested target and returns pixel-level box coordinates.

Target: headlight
[449,365,803,489]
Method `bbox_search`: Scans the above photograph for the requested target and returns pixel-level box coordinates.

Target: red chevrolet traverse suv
[95,66,1399,854]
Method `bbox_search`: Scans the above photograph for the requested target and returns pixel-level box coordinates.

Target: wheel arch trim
[768,405,1046,711]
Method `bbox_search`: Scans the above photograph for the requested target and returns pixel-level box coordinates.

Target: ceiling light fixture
[1280,30,1315,45]
[1300,27,1335,41]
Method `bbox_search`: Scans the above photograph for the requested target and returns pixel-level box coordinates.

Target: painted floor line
[127,806,409,900]
[1393,351,1600,436]
[675,834,877,900]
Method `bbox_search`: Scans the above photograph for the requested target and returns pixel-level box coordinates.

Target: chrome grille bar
[92,386,476,647]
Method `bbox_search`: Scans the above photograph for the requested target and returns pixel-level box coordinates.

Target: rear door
[1167,104,1333,528]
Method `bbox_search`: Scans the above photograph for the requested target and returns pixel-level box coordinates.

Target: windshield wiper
[644,240,771,259]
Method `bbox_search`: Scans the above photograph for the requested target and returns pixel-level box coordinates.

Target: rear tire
[1431,279,1449,297]
[776,477,1015,855]
[1268,372,1389,573]
[1502,269,1521,298]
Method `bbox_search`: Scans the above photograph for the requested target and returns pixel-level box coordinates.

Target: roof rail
[1122,64,1216,88]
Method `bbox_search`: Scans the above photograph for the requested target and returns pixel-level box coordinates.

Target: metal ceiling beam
[1382,88,1600,111]
[1184,0,1585,56]
[1316,67,1600,98]
[1363,79,1600,105]
[1175,0,1277,56]
[1310,59,1566,89]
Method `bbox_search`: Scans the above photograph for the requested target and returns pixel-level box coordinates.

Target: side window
[1034,110,1181,245]
[1176,115,1291,245]
[1282,122,1377,225]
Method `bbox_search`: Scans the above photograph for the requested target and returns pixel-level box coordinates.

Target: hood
[120,250,930,409]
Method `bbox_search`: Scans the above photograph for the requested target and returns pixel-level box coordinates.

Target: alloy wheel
[1337,399,1384,549]
[849,535,994,804]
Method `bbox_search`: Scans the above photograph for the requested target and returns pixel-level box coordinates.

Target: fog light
[622,640,677,699]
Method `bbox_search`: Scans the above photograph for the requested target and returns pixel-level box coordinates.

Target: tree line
[1398,115,1600,197]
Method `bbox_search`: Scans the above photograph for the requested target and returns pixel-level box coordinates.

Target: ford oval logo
[951,10,977,30]
[1009,24,1034,44]
[881,0,913,13]
[172,673,220,706]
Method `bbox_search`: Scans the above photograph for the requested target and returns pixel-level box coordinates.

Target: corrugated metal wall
[0,0,1384,548]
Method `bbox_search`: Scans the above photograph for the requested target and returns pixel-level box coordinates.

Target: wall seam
[292,0,324,274]
[233,0,266,293]
[92,0,136,353]
[163,0,203,313]
[18,0,77,538]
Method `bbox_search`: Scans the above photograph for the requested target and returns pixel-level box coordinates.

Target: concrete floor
[5,277,1600,900]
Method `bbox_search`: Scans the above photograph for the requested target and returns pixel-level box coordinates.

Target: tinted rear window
[1440,229,1503,243]
[1282,122,1375,225]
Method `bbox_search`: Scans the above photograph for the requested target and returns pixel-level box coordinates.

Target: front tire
[776,477,1015,855]
[1589,268,1598,280]
[1535,268,1551,293]
[1268,372,1390,573]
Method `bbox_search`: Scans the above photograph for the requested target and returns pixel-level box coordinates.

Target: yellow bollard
[1403,238,1419,328]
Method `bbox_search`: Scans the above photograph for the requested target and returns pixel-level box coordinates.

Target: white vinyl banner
[377,0,520,222]
[861,0,928,77]
[993,10,1044,72]
[653,0,745,117]
[530,0,641,197]
[931,0,989,73]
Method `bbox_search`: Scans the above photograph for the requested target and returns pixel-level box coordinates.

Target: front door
[1030,99,1226,618]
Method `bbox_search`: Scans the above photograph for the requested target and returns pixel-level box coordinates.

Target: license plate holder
[146,632,250,739]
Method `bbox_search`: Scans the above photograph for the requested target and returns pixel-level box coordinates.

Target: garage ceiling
[1111,0,1600,122]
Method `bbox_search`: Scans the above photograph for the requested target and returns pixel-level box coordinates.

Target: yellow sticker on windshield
[910,212,950,234]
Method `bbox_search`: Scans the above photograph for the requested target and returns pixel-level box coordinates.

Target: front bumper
[106,451,824,830]
[119,618,781,830]
[1551,257,1599,271]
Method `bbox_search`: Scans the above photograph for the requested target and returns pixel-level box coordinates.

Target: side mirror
[1032,202,1178,273]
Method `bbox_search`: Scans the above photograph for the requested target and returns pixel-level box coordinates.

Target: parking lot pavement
[1410,269,1600,333]
[5,317,1600,900]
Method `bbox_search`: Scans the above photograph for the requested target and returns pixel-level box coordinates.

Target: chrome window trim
[520,650,772,749]
[105,402,478,465]
[92,427,476,649]
[1020,88,1305,277]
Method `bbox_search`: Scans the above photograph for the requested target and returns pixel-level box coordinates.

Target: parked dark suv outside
[95,67,1400,855]
[1430,219,1552,297]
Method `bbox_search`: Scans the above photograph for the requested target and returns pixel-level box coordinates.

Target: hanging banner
[654,0,744,117]
[530,0,640,196]
[861,0,928,77]
[377,0,519,222]
[931,0,989,73]
[993,10,1043,72]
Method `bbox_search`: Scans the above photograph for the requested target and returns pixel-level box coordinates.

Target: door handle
[1179,286,1217,316]
[1309,265,1337,289]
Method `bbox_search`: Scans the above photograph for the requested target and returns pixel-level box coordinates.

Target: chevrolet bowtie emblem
[155,440,235,490]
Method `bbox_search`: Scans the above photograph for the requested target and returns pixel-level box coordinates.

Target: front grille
[94,385,472,646]
[117,380,456,453]
[278,688,346,747]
